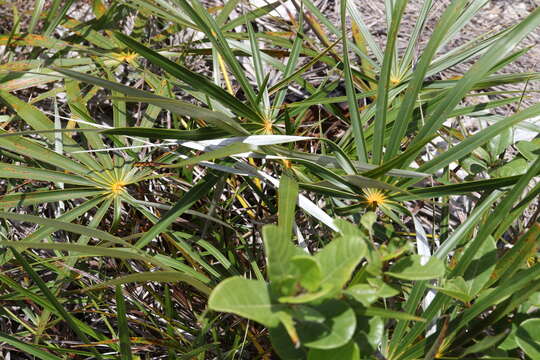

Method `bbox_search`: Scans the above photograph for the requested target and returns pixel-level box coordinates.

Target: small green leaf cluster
[209,177,446,359]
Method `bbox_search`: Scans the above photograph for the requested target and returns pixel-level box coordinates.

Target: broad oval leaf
[208,277,286,328]
[297,299,357,350]
[516,139,540,161]
[463,235,497,298]
[430,276,474,304]
[386,255,446,280]
[516,318,540,359]
[263,224,306,285]
[290,255,322,292]
[491,158,529,177]
[355,316,384,357]
[278,283,334,304]
[269,325,306,360]
[345,284,379,307]
[307,341,360,360]
[315,220,367,293]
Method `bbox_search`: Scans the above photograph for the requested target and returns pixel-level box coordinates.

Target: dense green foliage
[0,0,539,358]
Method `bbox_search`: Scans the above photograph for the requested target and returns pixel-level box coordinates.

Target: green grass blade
[126,0,196,28]
[372,0,408,164]
[28,0,46,33]
[247,21,269,112]
[100,126,230,141]
[443,0,490,48]
[10,248,103,359]
[268,38,341,96]
[416,102,540,176]
[161,143,254,168]
[0,130,95,177]
[385,0,468,160]
[196,238,239,276]
[394,176,534,201]
[0,332,63,360]
[361,307,425,323]
[0,189,107,208]
[0,241,166,267]
[389,191,501,357]
[451,262,540,337]
[67,197,113,266]
[272,13,304,117]
[0,212,127,246]
[341,0,367,163]
[67,101,115,172]
[301,0,378,69]
[319,139,357,175]
[392,165,540,355]
[413,6,540,145]
[433,191,501,260]
[19,196,106,244]
[452,155,540,278]
[42,0,73,36]
[115,285,133,360]
[488,224,540,287]
[134,174,220,249]
[114,32,264,123]
[87,272,211,295]
[271,147,428,178]
[362,135,436,179]
[0,90,105,172]
[53,67,248,135]
[346,0,383,63]
[397,0,431,75]
[0,164,98,186]
[221,1,280,31]
[493,182,540,240]
[278,173,298,240]
[216,0,240,25]
[174,0,258,107]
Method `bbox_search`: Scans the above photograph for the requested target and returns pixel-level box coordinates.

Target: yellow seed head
[282,159,292,169]
[110,181,126,196]
[390,75,401,85]
[363,188,387,208]
[263,120,273,134]
[114,51,138,63]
